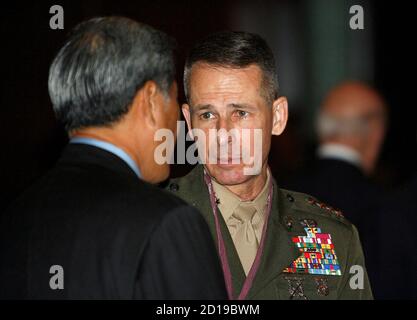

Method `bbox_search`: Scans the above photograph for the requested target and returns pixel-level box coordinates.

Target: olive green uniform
[166,165,373,300]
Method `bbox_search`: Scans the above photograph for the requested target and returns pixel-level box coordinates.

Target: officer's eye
[200,112,215,120]
[235,110,249,118]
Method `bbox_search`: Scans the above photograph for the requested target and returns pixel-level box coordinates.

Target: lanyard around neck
[203,169,273,300]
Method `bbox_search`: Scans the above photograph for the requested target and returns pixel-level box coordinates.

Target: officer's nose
[216,118,233,146]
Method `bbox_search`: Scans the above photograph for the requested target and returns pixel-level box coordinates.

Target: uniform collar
[211,170,271,222]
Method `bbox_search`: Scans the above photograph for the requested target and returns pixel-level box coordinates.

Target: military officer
[166,31,373,300]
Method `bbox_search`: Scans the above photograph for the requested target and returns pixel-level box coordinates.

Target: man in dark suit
[287,82,387,295]
[0,17,226,299]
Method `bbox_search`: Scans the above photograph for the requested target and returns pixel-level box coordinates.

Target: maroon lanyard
[203,169,273,300]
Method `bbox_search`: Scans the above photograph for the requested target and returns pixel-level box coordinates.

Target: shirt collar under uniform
[211,170,271,223]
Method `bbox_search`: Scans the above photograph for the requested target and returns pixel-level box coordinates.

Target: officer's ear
[182,103,194,139]
[271,96,289,136]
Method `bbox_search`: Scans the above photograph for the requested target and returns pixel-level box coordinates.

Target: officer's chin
[205,163,252,186]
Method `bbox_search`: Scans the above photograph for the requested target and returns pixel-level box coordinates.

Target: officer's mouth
[215,157,243,168]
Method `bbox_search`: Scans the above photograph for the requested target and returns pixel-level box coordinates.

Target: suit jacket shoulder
[0,145,226,299]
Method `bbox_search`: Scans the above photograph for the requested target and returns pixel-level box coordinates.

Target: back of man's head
[48,16,176,132]
[316,81,387,173]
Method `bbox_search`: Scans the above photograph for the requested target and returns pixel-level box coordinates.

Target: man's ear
[271,96,289,136]
[135,80,159,129]
[182,103,194,139]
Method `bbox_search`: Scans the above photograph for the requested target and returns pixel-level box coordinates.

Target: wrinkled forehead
[187,63,264,106]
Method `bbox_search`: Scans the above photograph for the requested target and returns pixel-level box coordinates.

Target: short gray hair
[48,16,176,131]
[316,112,370,139]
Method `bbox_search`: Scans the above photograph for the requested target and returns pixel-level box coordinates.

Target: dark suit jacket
[377,173,417,299]
[0,143,226,299]
[286,158,381,294]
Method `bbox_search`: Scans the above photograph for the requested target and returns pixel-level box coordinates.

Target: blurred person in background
[288,81,387,295]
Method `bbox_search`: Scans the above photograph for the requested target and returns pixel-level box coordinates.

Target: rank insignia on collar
[283,226,342,276]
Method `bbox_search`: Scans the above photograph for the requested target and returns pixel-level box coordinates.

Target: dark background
[0,0,415,213]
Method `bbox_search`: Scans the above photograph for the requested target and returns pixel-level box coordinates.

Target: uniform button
[286,194,295,202]
[169,183,179,192]
[284,216,293,230]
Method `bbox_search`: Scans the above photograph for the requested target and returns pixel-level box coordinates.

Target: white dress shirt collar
[317,143,363,170]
